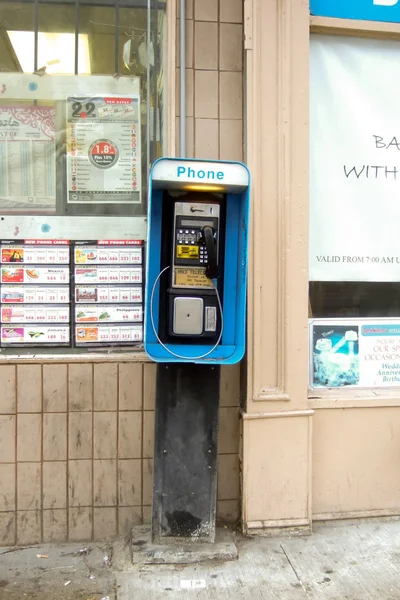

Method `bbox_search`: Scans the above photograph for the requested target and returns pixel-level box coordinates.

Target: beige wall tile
[194,22,218,70]
[17,510,41,545]
[69,507,92,541]
[93,507,117,540]
[118,412,142,459]
[0,464,15,511]
[94,364,118,411]
[43,365,67,412]
[118,460,141,506]
[219,119,243,161]
[217,454,239,500]
[143,411,155,459]
[176,68,194,118]
[43,461,67,509]
[220,0,242,23]
[118,363,142,411]
[176,19,194,69]
[93,459,117,506]
[220,24,243,71]
[142,458,153,506]
[217,499,239,523]
[0,513,15,545]
[143,364,157,410]
[94,412,117,459]
[0,366,16,414]
[43,509,67,542]
[68,364,92,411]
[195,118,219,159]
[69,413,92,458]
[220,72,242,119]
[17,463,41,511]
[0,415,15,463]
[69,412,92,459]
[194,70,218,118]
[43,413,67,461]
[69,459,92,507]
[218,407,240,454]
[17,365,41,413]
[142,505,151,524]
[17,414,41,462]
[118,506,142,537]
[194,0,218,21]
[220,364,240,407]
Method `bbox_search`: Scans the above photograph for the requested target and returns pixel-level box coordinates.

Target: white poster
[310,319,400,388]
[0,106,55,211]
[310,35,400,282]
[66,96,141,204]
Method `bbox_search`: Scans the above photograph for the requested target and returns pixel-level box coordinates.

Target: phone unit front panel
[167,201,222,343]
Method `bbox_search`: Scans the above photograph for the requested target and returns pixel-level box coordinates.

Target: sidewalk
[2,517,400,599]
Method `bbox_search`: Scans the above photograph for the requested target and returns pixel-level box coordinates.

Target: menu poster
[66,96,141,204]
[0,106,56,212]
[1,325,70,345]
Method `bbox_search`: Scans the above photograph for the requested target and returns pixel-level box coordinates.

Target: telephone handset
[159,199,224,345]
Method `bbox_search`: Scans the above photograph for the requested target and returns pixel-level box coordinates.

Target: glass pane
[38,3,77,74]
[79,5,116,75]
[0,1,34,72]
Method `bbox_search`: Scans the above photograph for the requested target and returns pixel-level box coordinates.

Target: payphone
[145,158,250,364]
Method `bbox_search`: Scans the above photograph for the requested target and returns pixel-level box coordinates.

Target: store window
[0,0,166,353]
[309,34,400,389]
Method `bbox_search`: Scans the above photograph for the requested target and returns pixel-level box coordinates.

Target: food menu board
[73,240,144,346]
[0,240,71,346]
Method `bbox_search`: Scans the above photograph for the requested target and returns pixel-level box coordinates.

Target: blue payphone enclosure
[144,158,250,364]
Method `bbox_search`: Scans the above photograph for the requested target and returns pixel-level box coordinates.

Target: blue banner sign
[310,0,400,23]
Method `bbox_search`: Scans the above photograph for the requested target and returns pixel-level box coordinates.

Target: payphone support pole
[152,362,220,543]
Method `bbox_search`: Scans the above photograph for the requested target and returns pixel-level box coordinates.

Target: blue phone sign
[310,0,400,23]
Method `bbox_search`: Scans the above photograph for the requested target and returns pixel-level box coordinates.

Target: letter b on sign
[373,0,399,6]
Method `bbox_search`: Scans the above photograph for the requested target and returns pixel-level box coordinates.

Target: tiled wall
[176,0,243,160]
[0,362,240,545]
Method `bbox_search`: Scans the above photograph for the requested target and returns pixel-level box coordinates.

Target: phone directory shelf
[73,240,144,347]
[0,240,71,347]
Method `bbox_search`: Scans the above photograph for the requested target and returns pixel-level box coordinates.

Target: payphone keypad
[175,228,209,267]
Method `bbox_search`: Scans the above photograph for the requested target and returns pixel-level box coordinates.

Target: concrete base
[131,526,238,565]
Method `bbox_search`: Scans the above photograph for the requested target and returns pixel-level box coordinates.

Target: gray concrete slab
[131,526,238,564]
[117,517,400,600]
[0,542,116,600]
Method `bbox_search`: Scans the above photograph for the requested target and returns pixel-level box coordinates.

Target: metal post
[152,363,220,543]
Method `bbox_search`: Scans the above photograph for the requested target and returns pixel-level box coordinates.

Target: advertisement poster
[1,286,69,304]
[75,304,142,323]
[1,266,69,284]
[74,266,142,285]
[0,106,56,212]
[310,36,400,282]
[75,243,142,265]
[1,325,70,345]
[1,305,69,324]
[310,319,400,388]
[66,96,141,204]
[75,324,142,344]
[75,286,142,303]
[1,241,69,264]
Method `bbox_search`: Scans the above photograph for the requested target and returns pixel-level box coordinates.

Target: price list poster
[66,96,141,205]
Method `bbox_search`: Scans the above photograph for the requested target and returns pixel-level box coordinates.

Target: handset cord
[149,265,224,361]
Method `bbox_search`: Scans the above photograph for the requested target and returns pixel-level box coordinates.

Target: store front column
[242,0,311,533]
